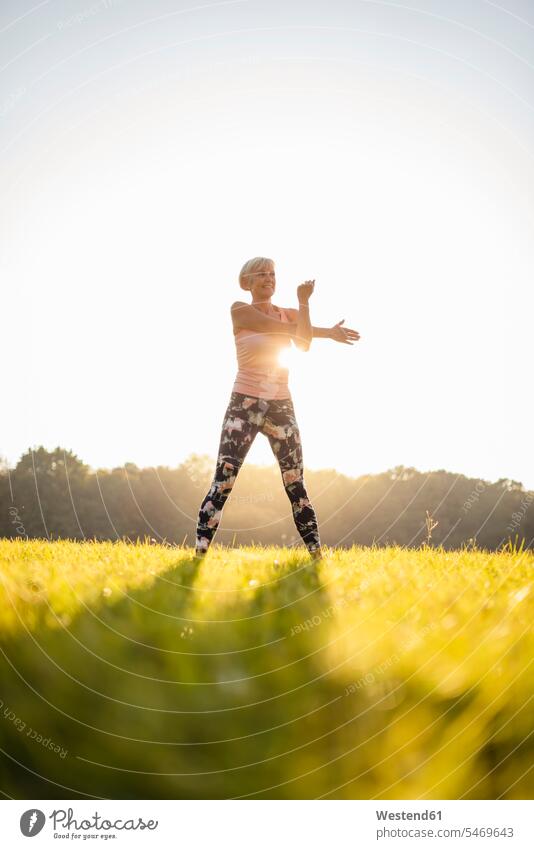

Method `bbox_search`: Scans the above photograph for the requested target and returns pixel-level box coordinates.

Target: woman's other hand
[330,320,360,345]
[297,279,315,304]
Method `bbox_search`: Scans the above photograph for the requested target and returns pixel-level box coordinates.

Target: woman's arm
[231,302,296,335]
[292,280,316,352]
[231,301,360,346]
[230,302,319,350]
[295,303,313,352]
[285,308,332,342]
[285,309,360,344]
[311,326,334,338]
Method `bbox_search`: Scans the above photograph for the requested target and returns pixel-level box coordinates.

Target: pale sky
[2,0,533,488]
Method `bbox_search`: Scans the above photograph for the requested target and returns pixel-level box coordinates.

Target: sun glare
[278,346,296,368]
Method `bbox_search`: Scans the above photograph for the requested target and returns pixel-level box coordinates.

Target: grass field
[0,539,532,800]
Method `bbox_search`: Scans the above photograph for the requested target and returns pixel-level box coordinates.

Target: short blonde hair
[238,256,274,291]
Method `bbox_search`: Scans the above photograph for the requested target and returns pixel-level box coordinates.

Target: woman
[194,256,359,560]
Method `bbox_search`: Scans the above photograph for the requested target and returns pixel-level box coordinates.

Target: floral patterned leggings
[195,391,321,553]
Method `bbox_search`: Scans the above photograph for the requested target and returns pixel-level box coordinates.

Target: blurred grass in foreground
[0,539,532,799]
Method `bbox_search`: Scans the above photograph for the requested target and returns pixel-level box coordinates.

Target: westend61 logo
[20,807,159,837]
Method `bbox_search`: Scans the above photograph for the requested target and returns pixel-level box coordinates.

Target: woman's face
[249,262,276,300]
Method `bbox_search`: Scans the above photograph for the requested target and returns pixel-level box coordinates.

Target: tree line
[1,447,532,550]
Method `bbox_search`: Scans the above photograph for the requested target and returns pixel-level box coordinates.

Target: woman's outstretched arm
[311,326,334,338]
[230,302,360,346]
[285,309,360,345]
[231,302,297,335]
[231,301,315,351]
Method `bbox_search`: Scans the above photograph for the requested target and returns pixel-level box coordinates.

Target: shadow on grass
[0,550,337,799]
[1,548,531,801]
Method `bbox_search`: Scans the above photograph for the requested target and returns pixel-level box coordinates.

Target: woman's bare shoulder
[230,301,249,335]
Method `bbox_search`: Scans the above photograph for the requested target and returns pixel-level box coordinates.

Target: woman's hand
[297,279,315,304]
[330,320,360,345]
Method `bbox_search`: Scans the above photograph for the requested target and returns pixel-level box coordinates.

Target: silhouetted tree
[1,448,532,550]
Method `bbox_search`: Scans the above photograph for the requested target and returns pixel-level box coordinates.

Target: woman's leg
[262,397,322,554]
[195,392,263,553]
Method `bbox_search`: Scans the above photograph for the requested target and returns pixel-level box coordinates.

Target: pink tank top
[232,305,293,400]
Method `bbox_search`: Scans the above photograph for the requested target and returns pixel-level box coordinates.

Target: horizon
[2,443,531,493]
